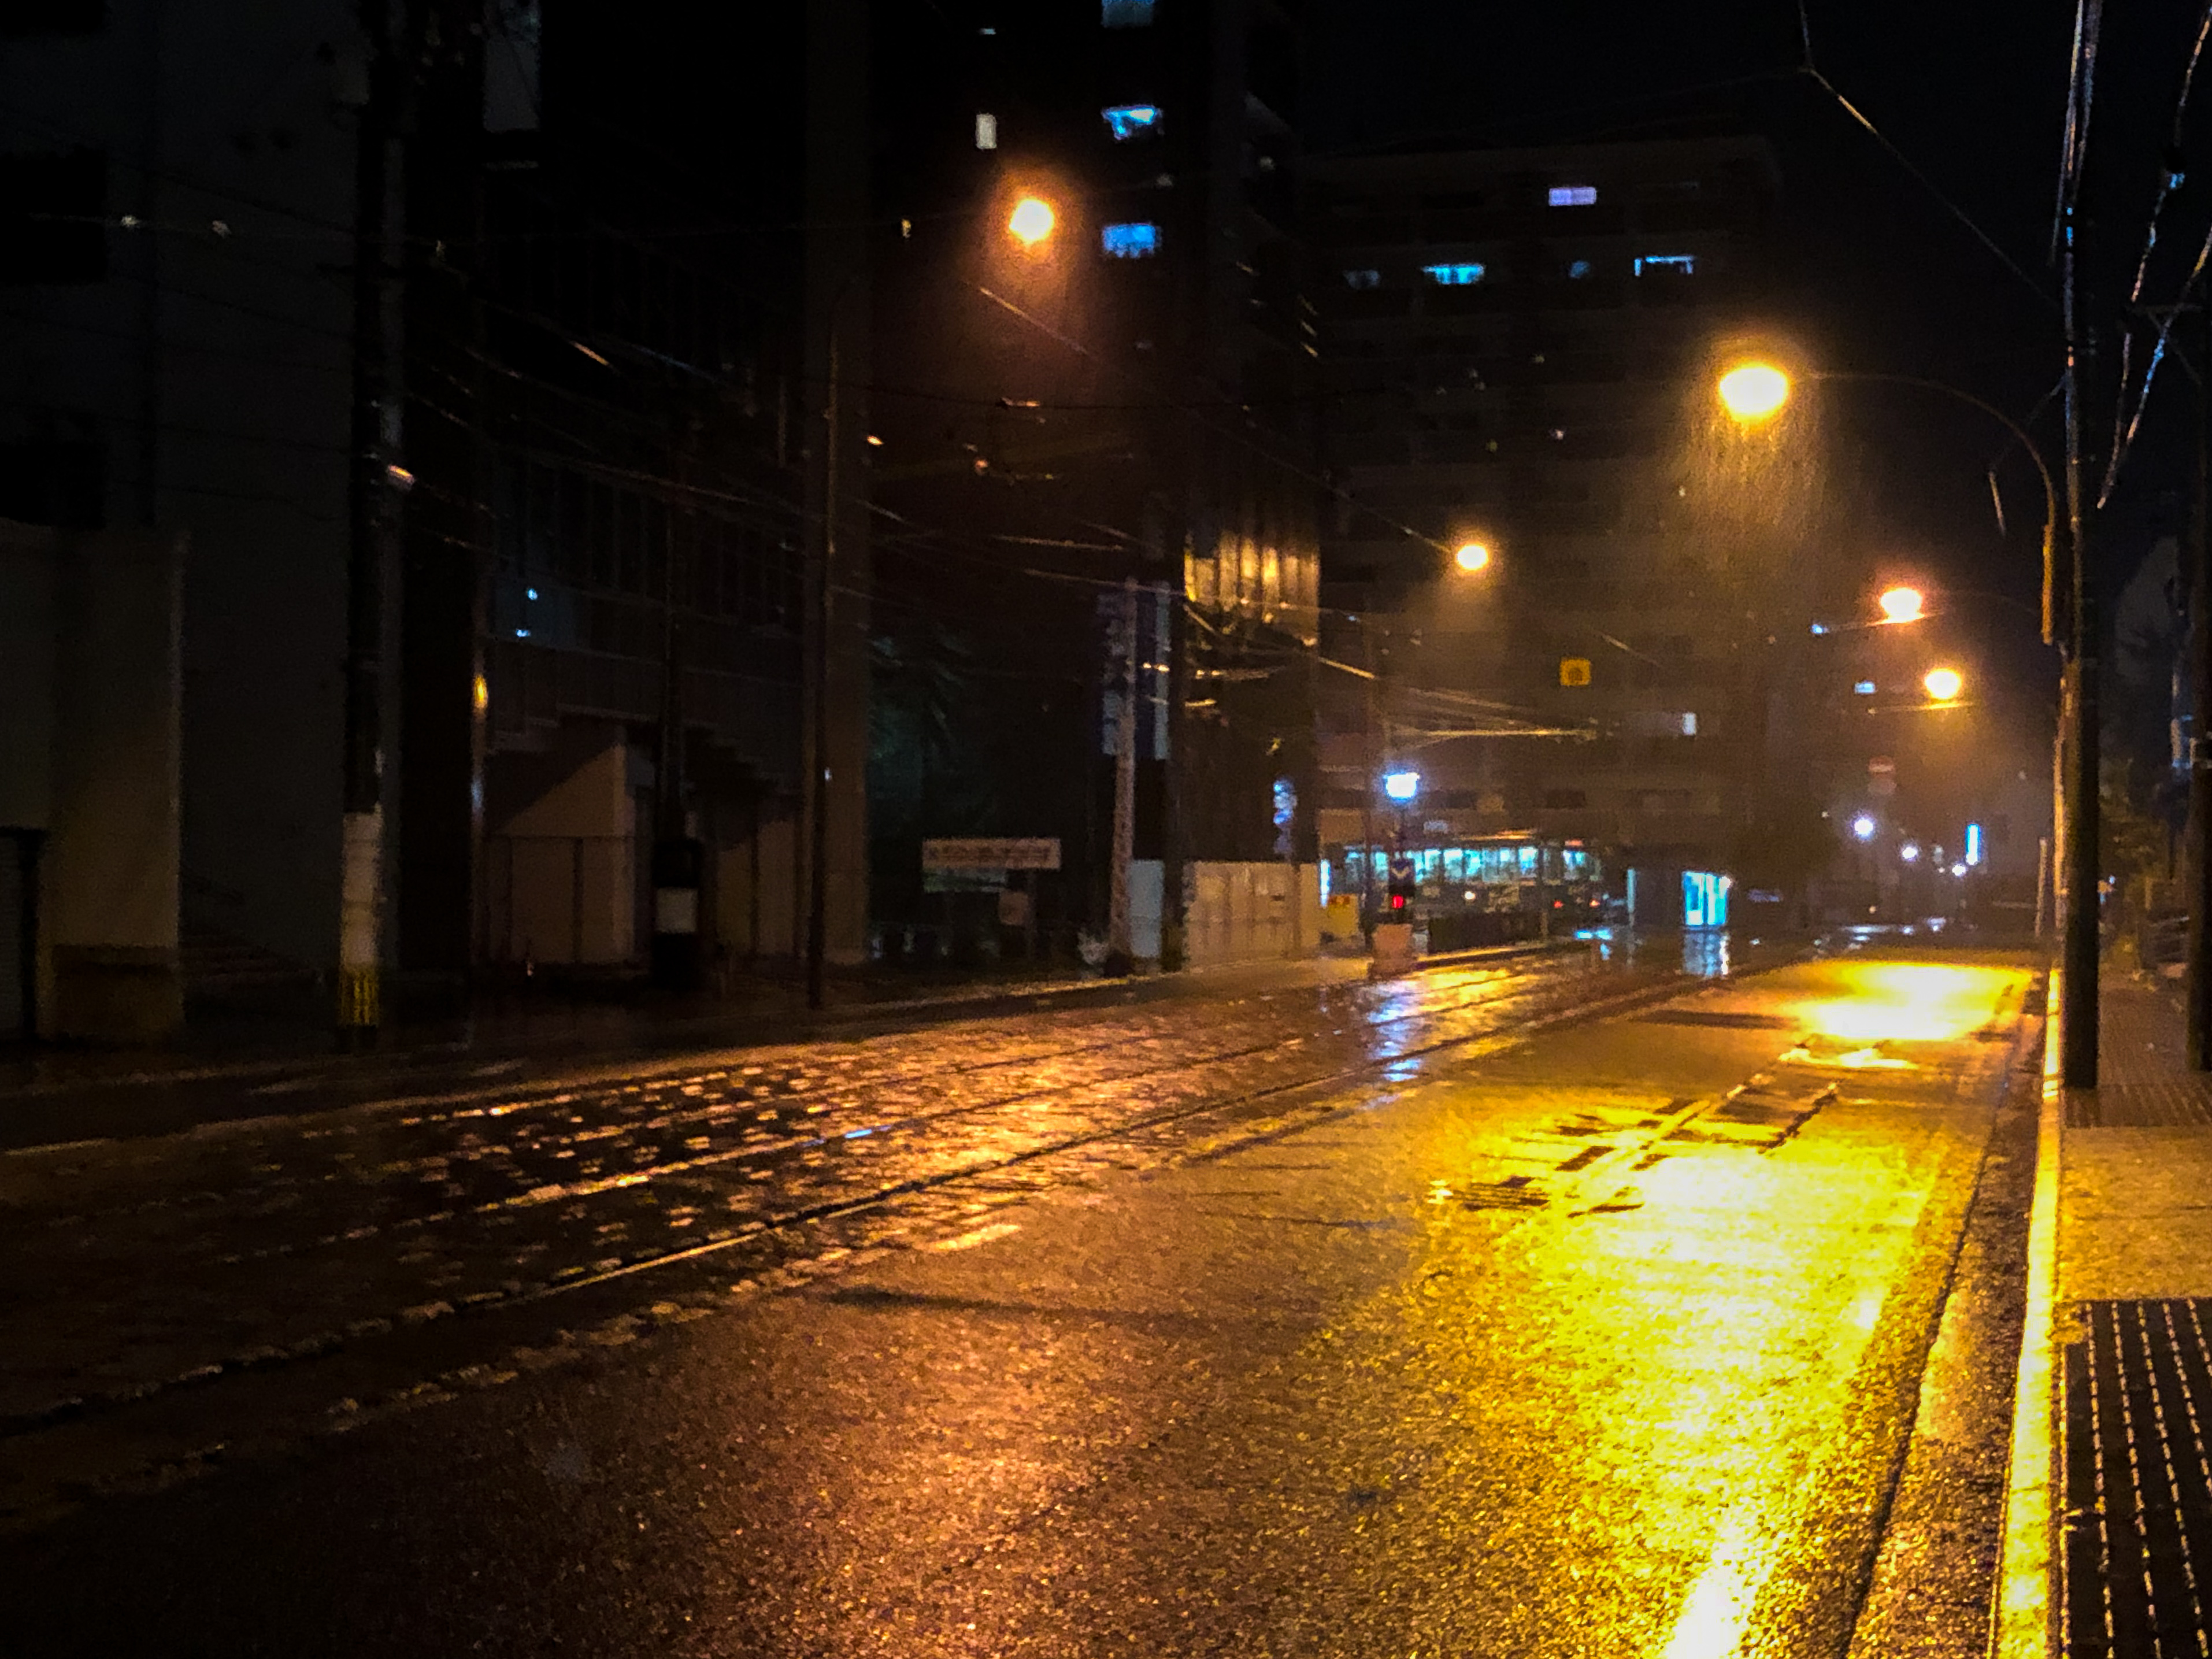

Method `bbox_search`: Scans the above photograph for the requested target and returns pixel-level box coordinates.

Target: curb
[1991,964,2061,1658]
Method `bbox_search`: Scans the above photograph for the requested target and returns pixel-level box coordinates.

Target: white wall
[1132,860,1320,968]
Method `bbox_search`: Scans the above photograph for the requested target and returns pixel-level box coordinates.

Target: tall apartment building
[867,0,1322,954]
[1309,135,1791,925]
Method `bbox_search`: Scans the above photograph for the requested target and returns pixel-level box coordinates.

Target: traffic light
[1387,873,1415,914]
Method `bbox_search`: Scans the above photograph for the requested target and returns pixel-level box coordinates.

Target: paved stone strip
[2063,1298,2212,1657]
[2079,984,2212,1129]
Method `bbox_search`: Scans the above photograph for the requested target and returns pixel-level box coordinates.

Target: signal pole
[1106,577,1139,975]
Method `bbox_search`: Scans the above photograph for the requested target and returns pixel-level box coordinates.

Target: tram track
[0,954,1705,1446]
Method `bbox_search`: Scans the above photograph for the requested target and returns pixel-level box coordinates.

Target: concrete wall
[0,520,184,1039]
[486,736,638,966]
[1132,860,1320,968]
[714,809,802,963]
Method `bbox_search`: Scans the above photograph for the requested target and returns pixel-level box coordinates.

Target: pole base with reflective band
[1369,922,1417,978]
[337,966,381,1032]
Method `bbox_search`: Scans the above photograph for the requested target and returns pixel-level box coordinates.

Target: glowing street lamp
[1007,195,1057,247]
[1382,771,1421,803]
[1900,842,1921,863]
[1717,361,1791,423]
[1923,666,1963,703]
[1878,586,1925,625]
[1454,540,1492,573]
[1851,813,1877,842]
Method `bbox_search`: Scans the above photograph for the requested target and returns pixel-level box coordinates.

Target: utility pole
[2059,167,2100,1088]
[1161,562,1191,972]
[651,416,702,992]
[1106,576,1139,975]
[2189,304,2212,1067]
[339,0,408,1046]
[805,324,838,1010]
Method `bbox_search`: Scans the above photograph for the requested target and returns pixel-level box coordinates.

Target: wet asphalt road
[0,945,2036,1656]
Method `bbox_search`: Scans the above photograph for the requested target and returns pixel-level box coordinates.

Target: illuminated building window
[1421,261,1485,286]
[1548,184,1598,206]
[1342,268,1380,289]
[1102,104,1161,140]
[1101,0,1154,24]
[1101,221,1160,257]
[1566,258,1594,279]
[973,112,998,150]
[1633,253,1697,275]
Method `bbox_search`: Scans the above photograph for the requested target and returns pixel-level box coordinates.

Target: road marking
[1993,980,2060,1659]
[931,1221,1021,1253]
[1661,1505,1769,1659]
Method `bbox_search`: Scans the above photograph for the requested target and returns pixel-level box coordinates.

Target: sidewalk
[2002,970,2212,1658]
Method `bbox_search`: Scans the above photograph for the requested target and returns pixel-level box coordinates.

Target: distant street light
[1851,814,1877,842]
[1454,540,1492,573]
[1382,771,1421,803]
[1717,361,1791,423]
[1900,842,1921,862]
[1007,195,1057,247]
[1878,586,1925,625]
[1923,666,1963,703]
[1951,861,1969,878]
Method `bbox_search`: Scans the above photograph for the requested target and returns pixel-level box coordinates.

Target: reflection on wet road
[0,951,2037,1659]
[0,953,1666,1446]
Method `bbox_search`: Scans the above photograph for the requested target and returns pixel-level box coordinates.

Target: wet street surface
[0,945,2038,1656]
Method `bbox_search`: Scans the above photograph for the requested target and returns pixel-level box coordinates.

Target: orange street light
[1454,540,1492,573]
[1923,666,1963,703]
[1878,586,1925,625]
[1717,361,1791,423]
[1007,195,1056,247]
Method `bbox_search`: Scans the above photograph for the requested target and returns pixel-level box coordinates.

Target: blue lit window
[1421,262,1485,286]
[1102,221,1160,257]
[1101,0,1153,24]
[1634,254,1697,275]
[1342,268,1380,290]
[1566,259,1593,279]
[1102,104,1161,140]
[1548,184,1598,206]
[1854,680,1876,695]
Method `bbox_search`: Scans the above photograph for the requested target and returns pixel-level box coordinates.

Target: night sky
[1311,0,2207,764]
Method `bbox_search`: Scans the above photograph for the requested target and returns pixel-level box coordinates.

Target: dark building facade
[1308,135,1798,925]
[0,0,853,1032]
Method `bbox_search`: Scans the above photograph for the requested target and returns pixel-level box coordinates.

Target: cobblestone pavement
[0,949,1718,1522]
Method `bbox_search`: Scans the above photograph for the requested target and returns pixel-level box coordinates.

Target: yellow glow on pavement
[1794,963,2008,1045]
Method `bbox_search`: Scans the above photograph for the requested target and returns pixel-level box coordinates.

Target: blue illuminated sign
[1634,254,1697,275]
[1422,262,1486,286]
[1102,105,1161,140]
[1965,821,1983,865]
[1101,221,1160,258]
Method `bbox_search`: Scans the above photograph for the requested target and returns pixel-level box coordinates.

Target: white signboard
[921,838,1062,872]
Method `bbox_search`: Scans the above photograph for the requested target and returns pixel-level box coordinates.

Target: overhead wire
[2097,1,2212,508]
